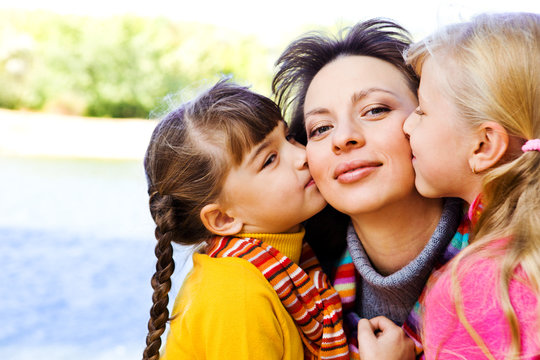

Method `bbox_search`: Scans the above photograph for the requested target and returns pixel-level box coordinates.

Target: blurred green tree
[0,10,273,118]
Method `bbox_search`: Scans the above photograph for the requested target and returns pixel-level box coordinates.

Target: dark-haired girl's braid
[142,192,176,360]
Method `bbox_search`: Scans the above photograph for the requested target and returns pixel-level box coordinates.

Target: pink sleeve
[422,256,539,360]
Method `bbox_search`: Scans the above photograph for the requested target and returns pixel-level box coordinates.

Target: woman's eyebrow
[305,88,398,118]
[351,87,397,104]
[304,107,329,118]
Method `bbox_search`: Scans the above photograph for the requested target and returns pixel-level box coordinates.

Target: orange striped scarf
[207,235,349,360]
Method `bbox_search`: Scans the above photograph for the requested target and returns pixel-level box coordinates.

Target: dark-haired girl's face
[303,55,418,216]
[219,121,327,234]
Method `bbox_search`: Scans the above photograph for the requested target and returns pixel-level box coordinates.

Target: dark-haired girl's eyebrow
[246,122,285,167]
[247,139,271,167]
[282,122,290,135]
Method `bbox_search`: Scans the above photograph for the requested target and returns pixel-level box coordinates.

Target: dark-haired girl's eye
[286,133,295,142]
[262,154,277,169]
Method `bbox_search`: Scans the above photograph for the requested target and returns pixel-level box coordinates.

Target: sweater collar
[236,228,305,264]
[347,198,463,288]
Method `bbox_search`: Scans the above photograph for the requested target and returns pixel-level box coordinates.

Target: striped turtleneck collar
[236,228,305,264]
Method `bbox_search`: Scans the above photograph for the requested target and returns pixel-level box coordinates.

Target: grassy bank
[0,109,156,160]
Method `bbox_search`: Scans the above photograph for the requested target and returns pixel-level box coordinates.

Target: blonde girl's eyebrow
[417,89,428,108]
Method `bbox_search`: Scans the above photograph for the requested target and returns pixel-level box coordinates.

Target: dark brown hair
[271,18,418,271]
[142,79,282,360]
[272,18,418,144]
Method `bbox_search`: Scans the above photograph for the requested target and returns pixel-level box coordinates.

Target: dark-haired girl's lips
[305,177,316,188]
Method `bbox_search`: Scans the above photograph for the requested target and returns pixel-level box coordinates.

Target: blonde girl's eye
[414,107,425,116]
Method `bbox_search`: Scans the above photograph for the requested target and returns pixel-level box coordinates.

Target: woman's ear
[200,203,243,236]
[469,121,509,173]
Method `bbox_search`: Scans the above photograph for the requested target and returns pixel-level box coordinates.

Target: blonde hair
[407,13,540,359]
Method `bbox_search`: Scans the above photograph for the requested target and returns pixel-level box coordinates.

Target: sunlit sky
[3,0,540,45]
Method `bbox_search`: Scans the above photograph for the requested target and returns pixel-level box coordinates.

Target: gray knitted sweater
[347,198,463,325]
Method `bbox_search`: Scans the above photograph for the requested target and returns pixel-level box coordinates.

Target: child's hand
[357,316,415,360]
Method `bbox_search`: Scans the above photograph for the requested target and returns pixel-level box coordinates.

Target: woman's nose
[332,120,365,154]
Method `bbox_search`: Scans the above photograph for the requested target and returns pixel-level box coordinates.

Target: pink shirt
[423,245,540,359]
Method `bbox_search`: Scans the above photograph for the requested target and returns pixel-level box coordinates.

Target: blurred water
[0,156,193,360]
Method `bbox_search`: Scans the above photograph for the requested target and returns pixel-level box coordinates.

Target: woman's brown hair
[271,18,418,271]
[272,18,418,144]
[142,79,282,360]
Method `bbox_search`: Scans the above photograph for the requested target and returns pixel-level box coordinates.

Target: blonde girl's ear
[469,121,509,173]
[200,203,243,236]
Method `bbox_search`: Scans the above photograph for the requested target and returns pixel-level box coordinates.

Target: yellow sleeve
[161,255,303,360]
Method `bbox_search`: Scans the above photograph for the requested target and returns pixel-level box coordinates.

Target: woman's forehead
[305,56,415,108]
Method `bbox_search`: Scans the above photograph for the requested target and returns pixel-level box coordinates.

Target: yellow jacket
[161,232,305,360]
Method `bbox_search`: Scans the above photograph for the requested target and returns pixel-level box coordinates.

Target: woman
[272,19,469,358]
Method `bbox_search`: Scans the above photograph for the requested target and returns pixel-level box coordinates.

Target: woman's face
[303,55,418,216]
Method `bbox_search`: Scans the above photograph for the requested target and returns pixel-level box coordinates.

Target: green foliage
[0,10,274,118]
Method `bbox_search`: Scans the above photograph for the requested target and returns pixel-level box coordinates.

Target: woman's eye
[414,107,425,116]
[364,106,391,117]
[308,125,332,139]
[262,154,277,169]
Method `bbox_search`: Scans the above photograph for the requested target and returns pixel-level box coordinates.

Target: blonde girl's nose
[403,111,418,137]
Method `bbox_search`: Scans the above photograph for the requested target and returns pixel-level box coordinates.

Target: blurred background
[1,1,538,359]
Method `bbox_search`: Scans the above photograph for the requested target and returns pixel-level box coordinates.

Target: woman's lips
[305,177,316,188]
[334,160,382,183]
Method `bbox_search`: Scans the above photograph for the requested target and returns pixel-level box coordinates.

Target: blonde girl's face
[403,57,476,199]
[220,121,327,234]
[303,55,418,216]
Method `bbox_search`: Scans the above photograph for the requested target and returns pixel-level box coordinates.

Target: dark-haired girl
[142,80,352,360]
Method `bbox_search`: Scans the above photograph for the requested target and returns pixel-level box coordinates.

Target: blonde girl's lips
[305,177,316,188]
[334,160,382,184]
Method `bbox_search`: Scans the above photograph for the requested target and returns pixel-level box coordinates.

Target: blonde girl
[141,80,349,360]
[403,12,540,359]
